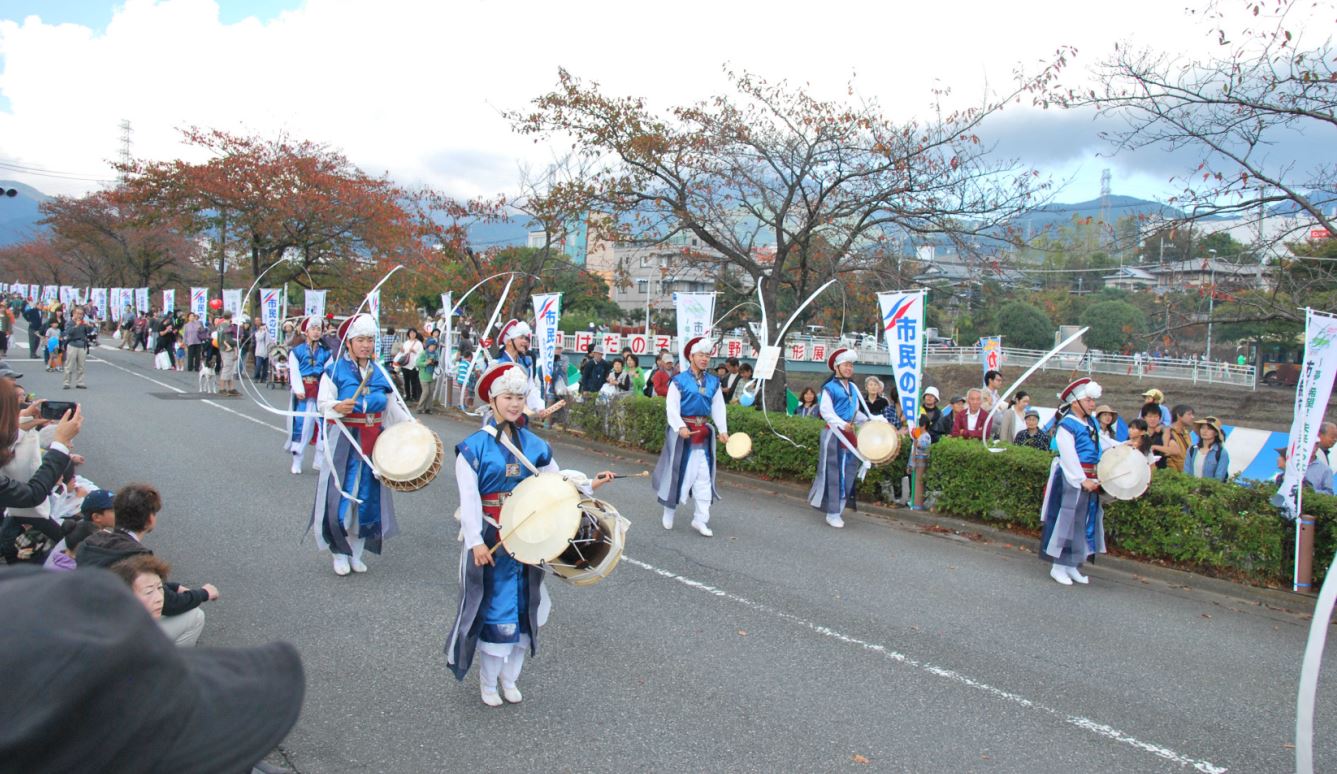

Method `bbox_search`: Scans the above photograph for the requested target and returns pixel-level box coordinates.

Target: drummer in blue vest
[286,316,331,474]
[808,347,870,528]
[496,318,563,423]
[310,313,410,577]
[446,361,612,706]
[1040,377,1119,585]
[652,336,730,537]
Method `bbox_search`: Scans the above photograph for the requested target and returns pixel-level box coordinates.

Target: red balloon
[208,298,223,310]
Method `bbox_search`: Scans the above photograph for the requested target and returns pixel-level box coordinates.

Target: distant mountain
[1007,195,1183,237]
[0,180,50,247]
[1266,190,1337,218]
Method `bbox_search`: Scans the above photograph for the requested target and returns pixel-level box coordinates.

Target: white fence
[914,345,1256,389]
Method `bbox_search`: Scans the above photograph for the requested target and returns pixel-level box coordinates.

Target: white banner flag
[532,292,562,392]
[304,289,326,320]
[1274,309,1337,520]
[12,283,26,301]
[162,289,176,313]
[222,289,242,320]
[119,288,134,318]
[41,285,57,305]
[673,291,715,367]
[260,288,282,337]
[90,288,108,321]
[190,287,208,321]
[58,285,73,307]
[440,291,453,352]
[878,290,927,425]
[134,287,149,314]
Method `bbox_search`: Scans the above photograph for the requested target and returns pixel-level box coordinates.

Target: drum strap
[483,426,543,478]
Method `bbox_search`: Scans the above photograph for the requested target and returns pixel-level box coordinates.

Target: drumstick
[610,471,650,480]
[489,506,544,556]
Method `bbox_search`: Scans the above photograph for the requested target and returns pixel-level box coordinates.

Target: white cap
[346,313,378,340]
[924,386,940,399]
[690,338,714,356]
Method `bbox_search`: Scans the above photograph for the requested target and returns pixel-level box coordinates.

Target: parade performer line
[621,555,1226,774]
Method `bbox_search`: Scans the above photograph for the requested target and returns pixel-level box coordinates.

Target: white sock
[662,507,675,528]
[479,652,503,693]
[500,646,526,688]
[350,537,365,565]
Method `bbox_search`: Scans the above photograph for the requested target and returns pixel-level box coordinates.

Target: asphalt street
[19,343,1337,773]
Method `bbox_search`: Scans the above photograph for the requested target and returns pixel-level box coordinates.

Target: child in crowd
[416,338,440,413]
[45,323,61,371]
[908,415,933,510]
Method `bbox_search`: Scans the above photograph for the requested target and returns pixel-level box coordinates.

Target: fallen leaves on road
[737,630,748,636]
[1201,613,1212,620]
[851,754,870,765]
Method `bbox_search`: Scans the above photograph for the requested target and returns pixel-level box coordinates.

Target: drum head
[548,499,630,587]
[499,473,583,564]
[372,421,436,482]
[858,421,900,464]
[725,432,752,459]
[1096,444,1151,500]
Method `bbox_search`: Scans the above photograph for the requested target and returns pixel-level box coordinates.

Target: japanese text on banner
[532,292,561,389]
[878,291,926,424]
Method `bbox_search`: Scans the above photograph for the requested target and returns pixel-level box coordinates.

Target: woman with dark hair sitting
[0,378,84,563]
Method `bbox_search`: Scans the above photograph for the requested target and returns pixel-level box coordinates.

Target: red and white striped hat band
[477,362,529,403]
[498,319,533,343]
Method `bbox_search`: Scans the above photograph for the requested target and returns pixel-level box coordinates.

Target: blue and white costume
[1039,378,1118,585]
[496,319,545,414]
[807,348,869,529]
[651,349,728,535]
[285,328,331,473]
[808,376,870,522]
[309,315,411,575]
[445,362,595,706]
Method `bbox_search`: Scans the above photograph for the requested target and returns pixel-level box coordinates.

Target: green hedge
[563,396,1337,587]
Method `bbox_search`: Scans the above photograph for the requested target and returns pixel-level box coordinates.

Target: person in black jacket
[579,347,612,394]
[21,302,42,358]
[77,483,219,647]
[0,384,82,564]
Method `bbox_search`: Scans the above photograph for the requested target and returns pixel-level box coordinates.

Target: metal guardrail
[850,344,1255,389]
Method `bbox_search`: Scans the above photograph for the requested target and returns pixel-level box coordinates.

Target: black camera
[38,401,77,421]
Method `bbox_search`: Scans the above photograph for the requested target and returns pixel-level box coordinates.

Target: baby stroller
[268,344,289,389]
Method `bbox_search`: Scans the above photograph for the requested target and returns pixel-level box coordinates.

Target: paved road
[22,344,1337,772]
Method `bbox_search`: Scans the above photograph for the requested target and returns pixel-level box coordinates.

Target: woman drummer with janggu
[446,361,613,707]
[310,313,411,577]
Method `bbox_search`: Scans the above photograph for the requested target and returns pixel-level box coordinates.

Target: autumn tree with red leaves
[510,67,1061,405]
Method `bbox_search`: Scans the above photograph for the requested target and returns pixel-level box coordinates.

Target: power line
[0,158,115,184]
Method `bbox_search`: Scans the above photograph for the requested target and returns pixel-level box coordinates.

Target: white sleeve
[539,459,595,496]
[711,388,728,435]
[819,390,846,429]
[288,352,304,398]
[1098,432,1122,452]
[1055,428,1087,488]
[316,374,341,419]
[666,382,684,431]
[526,378,544,412]
[377,362,413,426]
[456,455,485,550]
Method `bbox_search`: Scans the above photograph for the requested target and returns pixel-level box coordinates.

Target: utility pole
[1205,249,1217,362]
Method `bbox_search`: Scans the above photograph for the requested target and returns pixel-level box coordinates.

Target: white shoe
[1066,566,1089,584]
[662,512,674,530]
[501,684,523,704]
[290,455,301,475]
[314,453,323,470]
[332,554,351,576]
[352,557,368,573]
[690,521,713,537]
[480,689,503,707]
[1049,565,1073,586]
[825,514,845,529]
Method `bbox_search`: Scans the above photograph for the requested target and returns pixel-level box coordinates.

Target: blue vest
[1058,414,1101,465]
[499,349,536,379]
[456,422,553,495]
[671,370,721,417]
[292,342,331,380]
[823,378,858,423]
[324,356,392,414]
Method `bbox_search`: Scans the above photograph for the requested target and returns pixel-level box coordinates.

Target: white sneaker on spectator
[480,688,503,707]
[690,521,713,537]
[501,684,523,703]
[1065,566,1089,584]
[332,554,351,576]
[825,514,845,529]
[1049,564,1073,586]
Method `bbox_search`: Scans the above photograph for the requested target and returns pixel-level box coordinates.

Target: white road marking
[622,555,1227,774]
[97,357,286,435]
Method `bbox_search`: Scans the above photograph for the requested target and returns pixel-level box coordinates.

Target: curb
[430,409,1318,617]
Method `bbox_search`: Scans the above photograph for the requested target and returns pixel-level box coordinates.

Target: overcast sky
[0,0,1330,204]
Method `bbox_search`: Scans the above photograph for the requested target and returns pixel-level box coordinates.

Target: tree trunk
[759,277,790,412]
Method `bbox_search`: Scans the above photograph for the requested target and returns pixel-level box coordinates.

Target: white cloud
[0,0,1323,200]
